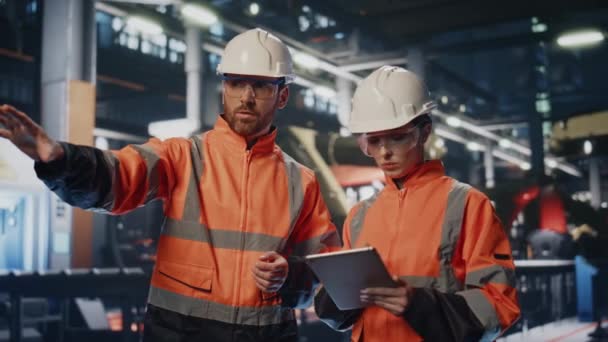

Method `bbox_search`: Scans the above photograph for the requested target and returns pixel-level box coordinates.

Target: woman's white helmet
[349,66,435,134]
[217,28,295,84]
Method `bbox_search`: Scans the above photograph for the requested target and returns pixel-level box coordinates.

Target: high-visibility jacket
[36,116,340,339]
[315,160,520,342]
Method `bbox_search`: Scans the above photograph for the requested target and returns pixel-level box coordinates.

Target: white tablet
[305,246,398,310]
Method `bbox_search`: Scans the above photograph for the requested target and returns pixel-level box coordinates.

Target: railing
[0,268,150,342]
[506,260,577,335]
[0,260,583,341]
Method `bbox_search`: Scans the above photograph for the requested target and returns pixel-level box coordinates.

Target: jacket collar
[212,115,277,154]
[384,160,446,191]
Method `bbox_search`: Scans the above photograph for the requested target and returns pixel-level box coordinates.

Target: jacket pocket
[158,260,214,291]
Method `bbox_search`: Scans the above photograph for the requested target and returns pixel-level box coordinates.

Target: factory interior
[1,0,608,341]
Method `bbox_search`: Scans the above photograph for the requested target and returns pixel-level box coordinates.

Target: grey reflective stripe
[190,134,205,184]
[282,152,304,235]
[466,264,516,288]
[292,230,341,256]
[349,193,379,246]
[130,144,162,204]
[181,135,206,222]
[162,218,284,251]
[149,285,295,326]
[437,180,471,292]
[399,275,438,288]
[99,150,120,211]
[457,289,501,341]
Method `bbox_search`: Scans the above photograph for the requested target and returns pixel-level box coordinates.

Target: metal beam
[93,127,147,142]
[94,2,585,179]
[94,2,362,85]
[375,0,608,40]
[434,110,582,177]
[102,0,177,4]
[429,61,498,103]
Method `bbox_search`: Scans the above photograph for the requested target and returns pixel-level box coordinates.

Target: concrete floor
[499,318,608,342]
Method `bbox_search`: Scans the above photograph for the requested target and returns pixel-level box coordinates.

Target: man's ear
[277,86,289,109]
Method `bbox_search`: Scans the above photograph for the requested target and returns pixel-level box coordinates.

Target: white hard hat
[217,28,295,84]
[349,66,435,134]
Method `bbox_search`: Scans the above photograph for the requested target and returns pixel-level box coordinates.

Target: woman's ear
[420,123,432,144]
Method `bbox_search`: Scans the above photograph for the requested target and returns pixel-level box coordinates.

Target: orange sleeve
[457,189,521,337]
[108,137,185,214]
[288,172,341,256]
[279,171,341,308]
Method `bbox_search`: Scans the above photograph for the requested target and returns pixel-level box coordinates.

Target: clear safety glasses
[357,125,420,157]
[221,75,284,99]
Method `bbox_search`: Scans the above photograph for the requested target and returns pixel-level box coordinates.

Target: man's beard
[225,105,273,137]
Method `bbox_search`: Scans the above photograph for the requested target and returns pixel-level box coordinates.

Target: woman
[315,66,520,342]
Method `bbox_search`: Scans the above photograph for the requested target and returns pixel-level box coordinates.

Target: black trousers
[143,304,298,342]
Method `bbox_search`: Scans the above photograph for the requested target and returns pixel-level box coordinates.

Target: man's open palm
[0,104,63,162]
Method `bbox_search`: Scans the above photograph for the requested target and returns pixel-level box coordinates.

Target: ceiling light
[532,23,548,33]
[546,159,558,169]
[126,16,163,36]
[434,138,445,149]
[313,85,336,99]
[466,141,482,151]
[557,30,604,48]
[293,52,320,70]
[440,96,449,105]
[249,2,260,16]
[601,202,607,209]
[446,116,462,127]
[499,139,512,149]
[583,140,593,155]
[181,3,218,27]
[459,104,467,112]
[520,162,531,171]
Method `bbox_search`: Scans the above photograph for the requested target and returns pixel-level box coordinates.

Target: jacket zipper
[234,149,252,324]
[398,187,407,208]
[389,187,408,270]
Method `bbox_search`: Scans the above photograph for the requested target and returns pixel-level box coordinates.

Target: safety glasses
[357,125,420,157]
[221,75,284,99]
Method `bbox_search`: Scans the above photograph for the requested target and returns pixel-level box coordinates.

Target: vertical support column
[589,158,601,210]
[528,112,545,180]
[40,0,97,269]
[336,77,352,136]
[185,25,202,130]
[528,18,552,230]
[484,141,495,189]
[529,18,551,183]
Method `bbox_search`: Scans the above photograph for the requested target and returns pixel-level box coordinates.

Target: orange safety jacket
[315,160,520,341]
[36,117,340,334]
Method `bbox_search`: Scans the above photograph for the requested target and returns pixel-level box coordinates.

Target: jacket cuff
[278,256,317,308]
[34,142,72,180]
[403,288,484,342]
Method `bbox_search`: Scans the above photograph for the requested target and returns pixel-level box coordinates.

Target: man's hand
[0,104,64,162]
[360,276,414,316]
[251,251,289,293]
